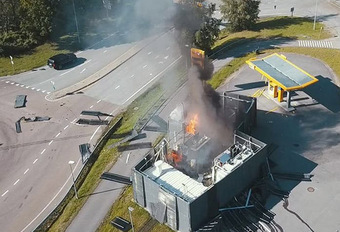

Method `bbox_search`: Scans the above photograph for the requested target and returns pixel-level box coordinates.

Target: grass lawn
[213,16,332,52]
[0,43,70,77]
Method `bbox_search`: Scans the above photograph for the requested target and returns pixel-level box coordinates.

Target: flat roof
[246,53,318,91]
[143,161,208,202]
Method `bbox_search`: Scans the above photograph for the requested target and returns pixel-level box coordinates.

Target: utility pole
[313,0,318,30]
[72,0,81,43]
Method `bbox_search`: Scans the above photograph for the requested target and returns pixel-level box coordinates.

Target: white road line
[20,158,82,232]
[123,55,182,105]
[150,73,153,76]
[42,90,46,93]
[126,152,131,164]
[11,82,15,85]
[47,92,51,94]
[60,68,75,76]
[90,105,94,109]
[64,125,69,130]
[89,126,101,142]
[97,100,101,103]
[15,83,19,86]
[33,159,38,164]
[41,149,46,155]
[49,140,53,145]
[80,68,86,73]
[148,52,152,55]
[143,64,148,68]
[36,89,40,91]
[130,74,135,78]
[79,59,92,67]
[20,85,24,87]
[31,87,35,90]
[24,168,29,174]
[13,179,20,186]
[1,190,9,197]
[164,55,169,59]
[71,118,77,123]
[26,86,30,88]
[115,85,120,89]
[55,132,61,138]
[103,50,107,53]
[5,81,9,83]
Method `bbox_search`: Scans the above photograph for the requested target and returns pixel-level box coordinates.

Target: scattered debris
[14,95,27,108]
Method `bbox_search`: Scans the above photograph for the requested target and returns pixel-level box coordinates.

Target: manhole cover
[307,187,315,192]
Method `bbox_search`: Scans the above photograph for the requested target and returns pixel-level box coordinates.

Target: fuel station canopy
[246,53,318,91]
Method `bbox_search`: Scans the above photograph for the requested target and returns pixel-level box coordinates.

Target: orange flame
[186,114,198,135]
[171,150,182,165]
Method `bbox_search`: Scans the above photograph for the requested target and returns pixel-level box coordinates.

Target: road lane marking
[36,89,40,91]
[42,90,46,93]
[31,87,35,90]
[11,82,15,85]
[89,126,101,142]
[49,140,53,145]
[126,152,131,164]
[90,105,94,109]
[13,179,20,186]
[80,68,86,73]
[115,85,120,89]
[33,159,38,164]
[47,92,51,94]
[16,83,19,86]
[97,100,101,103]
[5,81,9,83]
[143,64,148,68]
[24,169,29,174]
[64,125,69,130]
[20,85,24,87]
[164,55,169,59]
[1,190,9,197]
[71,118,77,123]
[41,149,46,155]
[148,52,152,55]
[26,86,30,88]
[130,74,134,78]
[20,158,82,232]
[103,50,107,53]
[56,132,61,138]
[79,59,92,67]
[150,73,153,76]
[123,55,182,105]
[60,68,75,76]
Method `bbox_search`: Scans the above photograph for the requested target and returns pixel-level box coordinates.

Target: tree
[220,0,260,32]
[194,17,220,52]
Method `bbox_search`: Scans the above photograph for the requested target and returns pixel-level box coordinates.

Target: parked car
[47,53,77,70]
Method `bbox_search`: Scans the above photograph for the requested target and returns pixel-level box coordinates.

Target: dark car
[47,53,77,70]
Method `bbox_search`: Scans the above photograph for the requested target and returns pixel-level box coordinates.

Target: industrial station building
[132,92,269,232]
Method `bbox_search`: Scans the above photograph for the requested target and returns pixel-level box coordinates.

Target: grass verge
[213,16,332,52]
[0,43,70,77]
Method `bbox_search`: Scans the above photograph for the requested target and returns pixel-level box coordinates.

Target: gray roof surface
[251,54,316,89]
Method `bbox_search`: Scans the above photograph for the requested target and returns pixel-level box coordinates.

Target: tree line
[0,0,260,56]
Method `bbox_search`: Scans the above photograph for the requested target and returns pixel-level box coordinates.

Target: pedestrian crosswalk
[298,40,334,48]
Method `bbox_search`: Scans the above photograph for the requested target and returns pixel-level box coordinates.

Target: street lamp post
[313,0,318,30]
[128,206,135,232]
[68,160,78,199]
[72,0,81,43]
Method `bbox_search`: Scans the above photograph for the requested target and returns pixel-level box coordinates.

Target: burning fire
[170,150,182,166]
[186,114,198,135]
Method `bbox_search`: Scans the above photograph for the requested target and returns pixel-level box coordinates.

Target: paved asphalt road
[0,25,179,231]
